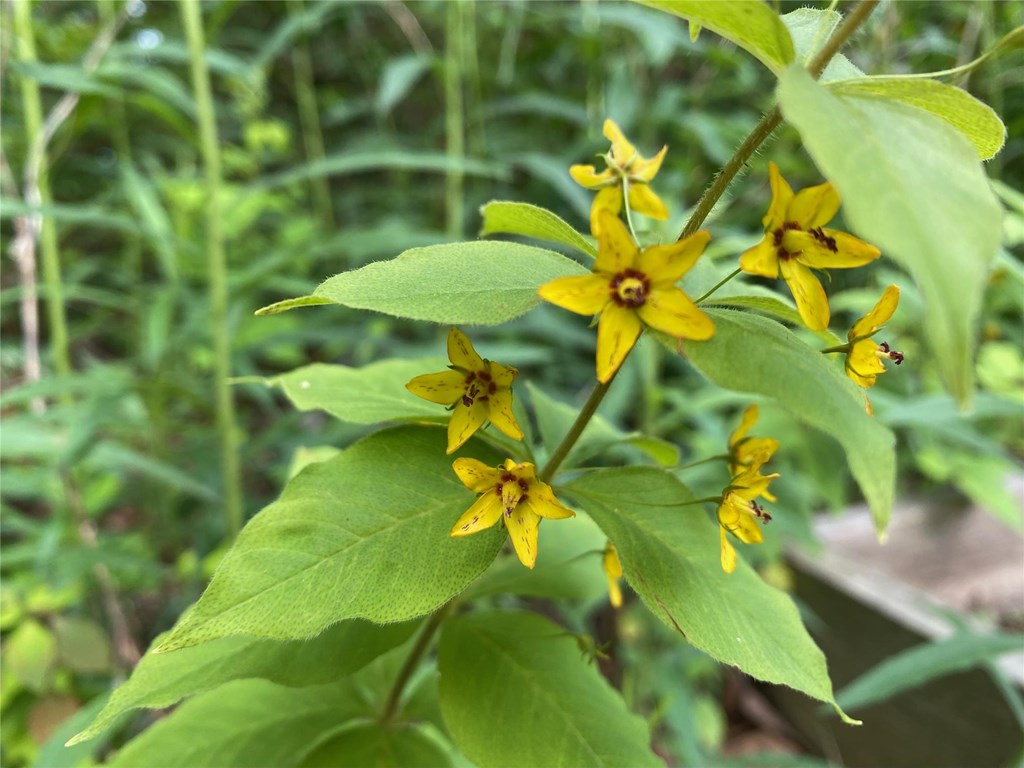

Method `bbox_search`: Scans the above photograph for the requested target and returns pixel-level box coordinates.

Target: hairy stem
[540,367,619,483]
[695,267,742,304]
[181,0,244,536]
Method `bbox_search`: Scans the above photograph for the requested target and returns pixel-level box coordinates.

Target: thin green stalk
[444,0,465,239]
[181,0,243,537]
[379,603,454,724]
[695,267,741,304]
[14,0,71,386]
[540,370,618,483]
[288,0,334,231]
[678,454,729,471]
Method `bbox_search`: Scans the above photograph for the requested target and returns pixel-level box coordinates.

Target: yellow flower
[450,458,575,569]
[739,162,881,331]
[727,404,779,476]
[406,328,524,454]
[602,541,624,608]
[538,209,714,383]
[570,118,669,235]
[845,285,903,389]
[717,465,778,574]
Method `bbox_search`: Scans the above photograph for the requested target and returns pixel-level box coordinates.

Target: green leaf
[155,427,505,652]
[637,0,794,74]
[479,201,597,258]
[4,619,56,692]
[683,309,895,535]
[707,294,807,329]
[377,54,435,115]
[254,295,331,316]
[836,633,1024,712]
[11,60,121,96]
[69,619,416,746]
[780,8,862,82]
[777,66,1003,404]
[438,610,660,766]
[268,358,446,424]
[298,723,452,768]
[108,679,368,768]
[565,467,854,722]
[830,77,1006,160]
[307,242,589,325]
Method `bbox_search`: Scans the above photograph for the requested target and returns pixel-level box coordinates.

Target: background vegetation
[2,1,1021,765]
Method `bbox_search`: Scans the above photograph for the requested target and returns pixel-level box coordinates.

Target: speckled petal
[405,370,465,405]
[788,181,840,228]
[638,287,715,340]
[537,274,610,316]
[450,492,502,537]
[738,237,780,278]
[447,327,484,371]
[763,162,794,230]
[595,209,638,274]
[596,303,643,383]
[487,390,524,441]
[447,399,488,454]
[627,182,669,221]
[523,480,575,520]
[487,360,519,389]
[504,506,542,569]
[785,229,881,270]
[780,259,829,331]
[452,457,501,492]
[639,230,710,285]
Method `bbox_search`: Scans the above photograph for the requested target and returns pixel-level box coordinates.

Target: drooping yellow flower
[845,285,903,389]
[450,458,575,569]
[727,404,779,476]
[739,162,881,331]
[602,541,624,608]
[570,118,669,235]
[406,328,523,454]
[717,465,778,574]
[538,209,714,383]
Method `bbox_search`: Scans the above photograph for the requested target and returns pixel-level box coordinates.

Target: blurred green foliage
[1,1,1020,765]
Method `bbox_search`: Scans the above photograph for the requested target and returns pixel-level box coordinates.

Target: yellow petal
[487,359,518,389]
[447,399,488,454]
[537,274,610,316]
[638,287,715,340]
[603,543,624,607]
[763,161,794,230]
[570,164,614,189]
[738,238,780,278]
[596,303,643,383]
[788,181,840,228]
[487,390,524,441]
[452,457,501,492]
[729,405,759,449]
[718,494,764,544]
[510,461,536,481]
[450,492,502,537]
[732,437,780,475]
[780,259,829,331]
[720,526,737,574]
[524,480,575,520]
[504,507,541,569]
[590,185,624,237]
[501,476,524,516]
[850,285,900,341]
[633,145,667,182]
[603,118,637,166]
[447,327,484,371]
[627,183,669,221]
[786,229,881,270]
[846,338,886,388]
[595,209,638,274]
[639,230,710,285]
[405,370,464,405]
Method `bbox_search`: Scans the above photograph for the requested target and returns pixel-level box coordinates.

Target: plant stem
[695,267,741,304]
[380,603,454,724]
[444,0,465,239]
[181,0,243,537]
[540,368,619,483]
[13,0,71,388]
[288,0,334,231]
[678,454,729,471]
[806,0,880,78]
